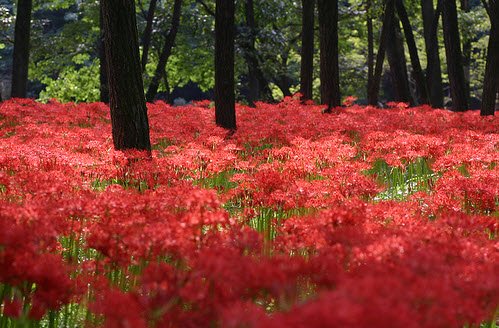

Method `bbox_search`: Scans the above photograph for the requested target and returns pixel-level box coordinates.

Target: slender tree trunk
[441,0,468,111]
[102,0,151,151]
[368,0,393,106]
[215,0,236,130]
[460,0,471,101]
[367,0,374,98]
[300,0,315,101]
[396,0,429,105]
[241,0,272,105]
[421,0,444,108]
[99,2,109,103]
[145,0,183,103]
[141,0,158,71]
[386,14,412,103]
[11,0,32,98]
[318,0,340,110]
[481,1,498,116]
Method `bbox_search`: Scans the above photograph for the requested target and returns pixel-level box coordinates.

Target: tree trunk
[11,0,32,98]
[318,0,340,110]
[141,0,158,71]
[441,0,468,111]
[241,0,272,106]
[481,1,498,116]
[368,0,393,106]
[102,0,151,151]
[367,0,374,99]
[396,0,429,105]
[215,0,236,130]
[386,14,412,103]
[300,0,315,101]
[460,0,471,101]
[421,0,444,108]
[99,2,109,103]
[145,0,183,103]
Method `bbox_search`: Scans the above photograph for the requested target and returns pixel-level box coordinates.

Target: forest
[0,0,498,327]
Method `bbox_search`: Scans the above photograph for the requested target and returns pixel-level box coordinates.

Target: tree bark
[141,0,158,71]
[300,0,315,101]
[102,0,151,151]
[145,0,183,103]
[421,0,444,108]
[215,0,236,130]
[396,0,429,105]
[99,2,109,103]
[368,0,393,106]
[11,0,32,98]
[460,0,471,101]
[385,13,412,103]
[441,0,468,111]
[318,0,340,110]
[367,0,374,99]
[480,1,498,116]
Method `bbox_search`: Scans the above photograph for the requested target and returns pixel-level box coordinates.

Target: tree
[421,0,444,108]
[300,0,314,101]
[141,0,158,71]
[318,0,340,110]
[385,13,412,104]
[215,0,236,130]
[99,2,109,103]
[441,0,468,111]
[395,0,429,105]
[11,0,32,98]
[368,0,394,106]
[145,0,183,102]
[101,0,151,151]
[480,0,498,116]
[366,0,374,101]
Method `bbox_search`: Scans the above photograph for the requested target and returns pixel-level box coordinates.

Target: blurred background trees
[0,0,496,114]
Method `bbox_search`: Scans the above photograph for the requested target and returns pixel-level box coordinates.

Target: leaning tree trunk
[141,0,158,71]
[11,0,32,98]
[368,0,393,106]
[318,0,340,110]
[421,0,444,108]
[460,0,472,102]
[145,0,182,102]
[99,2,109,103]
[215,0,236,130]
[396,0,429,105]
[480,1,498,116]
[101,0,151,151]
[300,0,315,101]
[386,14,412,104]
[441,0,468,111]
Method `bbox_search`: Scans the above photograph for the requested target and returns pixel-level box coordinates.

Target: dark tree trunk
[368,0,393,106]
[141,0,158,71]
[367,0,374,98]
[99,2,109,103]
[145,0,183,103]
[396,0,429,105]
[318,0,340,110]
[11,0,32,98]
[460,0,471,101]
[421,0,444,108]
[386,14,412,103]
[300,0,315,101]
[481,1,498,116]
[102,0,151,151]
[241,0,272,106]
[441,0,468,111]
[215,0,236,130]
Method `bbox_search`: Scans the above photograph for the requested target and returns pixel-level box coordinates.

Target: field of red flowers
[0,97,498,327]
